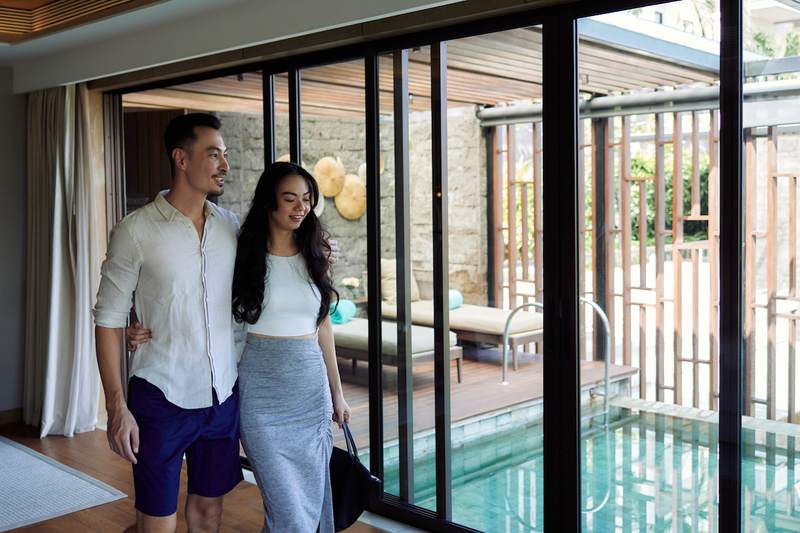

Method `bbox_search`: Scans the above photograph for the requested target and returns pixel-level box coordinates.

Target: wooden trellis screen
[744,126,800,422]
[493,110,723,411]
[494,115,800,421]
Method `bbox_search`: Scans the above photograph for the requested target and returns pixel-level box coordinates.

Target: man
[94,113,242,533]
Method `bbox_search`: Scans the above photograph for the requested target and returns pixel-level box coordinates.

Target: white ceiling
[0,0,246,65]
[3,0,463,93]
[750,0,800,23]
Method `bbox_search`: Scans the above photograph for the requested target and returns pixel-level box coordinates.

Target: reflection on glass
[743,0,800,527]
[295,61,370,456]
[443,26,546,529]
[403,44,439,512]
[580,2,723,531]
[382,407,800,531]
[121,70,265,218]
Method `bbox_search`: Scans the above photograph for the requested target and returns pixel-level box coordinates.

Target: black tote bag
[329,423,381,531]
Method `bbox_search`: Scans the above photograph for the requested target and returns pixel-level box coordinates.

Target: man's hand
[106,404,139,464]
[126,321,152,352]
[328,238,340,265]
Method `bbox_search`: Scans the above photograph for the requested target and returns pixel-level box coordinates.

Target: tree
[630,151,710,244]
[785,32,800,57]
[752,31,776,57]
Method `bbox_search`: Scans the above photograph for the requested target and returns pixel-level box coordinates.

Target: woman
[232,161,350,532]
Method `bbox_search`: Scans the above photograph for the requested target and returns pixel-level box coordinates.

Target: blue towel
[449,289,463,310]
[329,299,357,324]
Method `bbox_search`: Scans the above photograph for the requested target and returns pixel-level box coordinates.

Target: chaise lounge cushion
[382,300,543,336]
[333,317,457,356]
[380,258,421,303]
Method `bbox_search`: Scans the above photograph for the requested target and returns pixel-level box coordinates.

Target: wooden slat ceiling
[0,1,59,8]
[0,0,162,43]
[123,26,719,117]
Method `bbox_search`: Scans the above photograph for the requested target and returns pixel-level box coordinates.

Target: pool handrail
[501,298,613,515]
[501,298,612,420]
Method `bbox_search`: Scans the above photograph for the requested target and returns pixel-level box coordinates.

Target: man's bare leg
[129,511,177,533]
[185,494,224,533]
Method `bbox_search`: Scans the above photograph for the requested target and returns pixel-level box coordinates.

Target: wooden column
[691,112,701,409]
[637,121,648,399]
[604,117,616,364]
[621,116,632,368]
[655,113,667,401]
[578,118,587,361]
[673,112,684,405]
[743,130,757,416]
[709,110,720,411]
[533,122,544,305]
[491,127,504,308]
[790,167,798,422]
[507,124,518,310]
[592,117,608,362]
[767,126,777,420]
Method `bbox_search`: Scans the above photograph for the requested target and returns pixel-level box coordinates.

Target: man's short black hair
[164,112,221,178]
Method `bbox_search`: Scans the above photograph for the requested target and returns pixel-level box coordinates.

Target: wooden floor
[0,354,635,531]
[336,351,637,449]
[0,424,386,533]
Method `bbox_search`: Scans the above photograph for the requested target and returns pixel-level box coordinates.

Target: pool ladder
[501,297,612,422]
[501,298,613,516]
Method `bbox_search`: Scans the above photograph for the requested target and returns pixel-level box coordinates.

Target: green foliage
[630,150,710,244]
[753,31,776,57]
[785,32,800,57]
[501,144,710,262]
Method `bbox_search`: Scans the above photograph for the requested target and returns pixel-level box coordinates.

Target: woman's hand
[332,393,351,428]
[125,321,152,352]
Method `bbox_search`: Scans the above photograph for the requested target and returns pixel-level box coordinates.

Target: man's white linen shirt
[93,192,242,409]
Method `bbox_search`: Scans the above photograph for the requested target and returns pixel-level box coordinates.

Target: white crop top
[248,253,322,337]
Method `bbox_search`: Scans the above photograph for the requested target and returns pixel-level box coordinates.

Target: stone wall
[404,106,488,304]
[217,106,488,305]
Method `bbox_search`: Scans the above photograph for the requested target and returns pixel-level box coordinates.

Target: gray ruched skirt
[239,335,334,533]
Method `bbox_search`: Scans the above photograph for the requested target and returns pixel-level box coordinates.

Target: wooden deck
[335,350,637,449]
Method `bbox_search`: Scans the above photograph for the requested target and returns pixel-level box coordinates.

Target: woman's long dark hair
[232,161,338,325]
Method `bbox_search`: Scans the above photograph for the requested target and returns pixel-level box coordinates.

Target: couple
[93,112,350,533]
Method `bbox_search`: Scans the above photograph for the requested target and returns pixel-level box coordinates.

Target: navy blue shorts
[127,376,243,517]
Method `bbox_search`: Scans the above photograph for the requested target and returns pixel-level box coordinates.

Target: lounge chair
[382,300,542,370]
[332,317,463,383]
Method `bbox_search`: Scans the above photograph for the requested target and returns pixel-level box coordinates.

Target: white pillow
[380,258,420,303]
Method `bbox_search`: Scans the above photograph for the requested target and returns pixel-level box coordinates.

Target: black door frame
[108,1,744,530]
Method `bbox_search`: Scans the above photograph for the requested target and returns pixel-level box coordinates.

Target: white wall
[0,67,26,411]
[10,0,461,93]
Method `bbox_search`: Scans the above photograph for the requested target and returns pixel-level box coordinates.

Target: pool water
[381,408,800,532]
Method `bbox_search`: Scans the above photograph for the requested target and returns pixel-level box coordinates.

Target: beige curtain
[23,84,100,437]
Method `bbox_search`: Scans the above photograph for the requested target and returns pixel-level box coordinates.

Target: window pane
[743,1,800,530]
[444,26,545,530]
[578,3,721,530]
[298,60,371,458]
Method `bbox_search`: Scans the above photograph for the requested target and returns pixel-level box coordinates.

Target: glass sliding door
[294,59,372,457]
[576,3,722,530]
[741,1,800,530]
[439,25,547,532]
[112,1,751,530]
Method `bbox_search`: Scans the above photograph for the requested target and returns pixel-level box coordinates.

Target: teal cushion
[330,299,357,324]
[448,289,463,310]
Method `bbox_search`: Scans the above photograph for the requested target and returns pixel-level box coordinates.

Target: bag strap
[343,422,358,459]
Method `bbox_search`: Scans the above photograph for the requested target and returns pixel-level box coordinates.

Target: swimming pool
[380,406,800,532]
